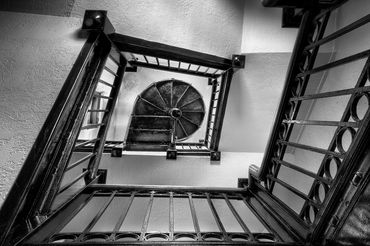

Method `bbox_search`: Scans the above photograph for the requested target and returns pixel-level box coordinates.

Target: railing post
[209,69,234,159]
[85,51,127,183]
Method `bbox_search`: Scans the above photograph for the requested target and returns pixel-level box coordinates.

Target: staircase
[1,1,370,245]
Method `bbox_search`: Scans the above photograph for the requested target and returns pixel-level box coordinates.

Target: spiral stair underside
[126,79,205,149]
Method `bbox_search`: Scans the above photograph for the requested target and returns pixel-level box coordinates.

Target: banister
[0,31,116,245]
[258,9,320,181]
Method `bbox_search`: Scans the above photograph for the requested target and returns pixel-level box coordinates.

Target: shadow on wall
[0,0,76,17]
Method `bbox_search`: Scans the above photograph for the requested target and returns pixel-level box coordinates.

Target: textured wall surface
[0,11,84,206]
[71,0,244,58]
[0,0,75,17]
[241,0,297,53]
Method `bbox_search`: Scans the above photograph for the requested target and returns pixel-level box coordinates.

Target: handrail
[256,1,370,244]
[0,28,128,245]
[258,9,322,180]
[0,32,111,246]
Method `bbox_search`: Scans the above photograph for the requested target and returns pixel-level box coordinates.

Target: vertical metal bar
[238,194,280,240]
[258,9,325,182]
[110,192,136,240]
[210,69,234,151]
[26,190,97,243]
[204,80,217,147]
[86,54,127,182]
[169,192,174,241]
[143,55,149,63]
[188,193,201,240]
[205,193,229,241]
[32,33,112,217]
[77,191,117,241]
[222,193,255,241]
[140,192,154,241]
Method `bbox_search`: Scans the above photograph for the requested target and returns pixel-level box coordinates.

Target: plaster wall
[61,152,263,188]
[0,11,84,206]
[71,0,244,58]
[221,53,291,152]
[241,0,297,53]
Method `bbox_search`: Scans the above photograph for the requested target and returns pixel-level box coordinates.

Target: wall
[220,0,297,152]
[0,11,84,206]
[71,0,244,58]
[241,0,297,53]
[221,53,291,152]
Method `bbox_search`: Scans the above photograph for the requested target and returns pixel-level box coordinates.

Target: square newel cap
[82,10,115,34]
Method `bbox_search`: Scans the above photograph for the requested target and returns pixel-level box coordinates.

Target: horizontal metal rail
[80,123,104,130]
[278,140,343,158]
[87,109,109,113]
[104,66,118,77]
[297,49,370,78]
[272,158,330,185]
[98,79,115,87]
[65,153,96,172]
[74,138,100,148]
[305,14,370,51]
[57,171,88,195]
[94,94,112,100]
[267,175,320,209]
[290,86,370,102]
[282,119,360,128]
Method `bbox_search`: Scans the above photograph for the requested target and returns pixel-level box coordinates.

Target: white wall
[0,11,84,206]
[72,0,244,58]
[241,0,297,53]
[221,53,291,152]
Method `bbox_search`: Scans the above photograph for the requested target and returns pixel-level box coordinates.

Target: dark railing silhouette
[255,0,370,244]
[1,1,370,245]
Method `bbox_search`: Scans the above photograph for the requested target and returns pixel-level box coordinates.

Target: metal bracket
[282,8,303,28]
[210,151,221,161]
[351,172,363,186]
[82,10,115,34]
[238,178,249,188]
[83,168,107,184]
[111,146,123,157]
[125,66,138,72]
[232,55,245,69]
[166,149,177,160]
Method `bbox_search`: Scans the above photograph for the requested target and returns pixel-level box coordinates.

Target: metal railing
[20,185,288,245]
[256,1,370,242]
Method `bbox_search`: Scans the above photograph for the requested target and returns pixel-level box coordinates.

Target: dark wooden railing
[4,3,370,245]
[0,13,127,245]
[255,0,370,244]
[18,185,301,245]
